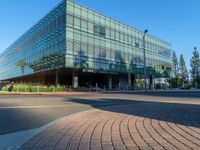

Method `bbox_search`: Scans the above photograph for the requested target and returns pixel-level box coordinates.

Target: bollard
[89,86,91,92]
[96,83,98,92]
[70,86,72,92]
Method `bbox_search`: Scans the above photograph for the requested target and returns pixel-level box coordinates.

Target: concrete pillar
[149,75,153,90]
[128,72,132,89]
[119,74,128,90]
[72,70,78,88]
[108,75,112,90]
[55,69,60,85]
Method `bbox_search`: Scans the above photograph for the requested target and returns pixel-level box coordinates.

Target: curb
[0,92,104,97]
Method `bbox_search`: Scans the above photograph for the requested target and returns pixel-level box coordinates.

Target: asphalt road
[0,92,200,135]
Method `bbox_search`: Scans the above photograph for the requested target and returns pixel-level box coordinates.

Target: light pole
[143,29,148,92]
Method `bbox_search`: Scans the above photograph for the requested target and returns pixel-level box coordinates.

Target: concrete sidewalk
[19,101,200,150]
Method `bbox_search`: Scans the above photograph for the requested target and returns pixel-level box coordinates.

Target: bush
[154,83,162,89]
[180,84,191,89]
[2,83,66,92]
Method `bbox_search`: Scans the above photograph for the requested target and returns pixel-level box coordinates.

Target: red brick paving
[20,102,200,150]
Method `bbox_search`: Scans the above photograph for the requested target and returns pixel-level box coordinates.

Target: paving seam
[166,112,198,148]
[177,111,200,144]
[158,113,188,150]
[139,113,158,149]
[135,114,154,150]
[159,113,192,149]
[120,115,139,149]
[64,112,99,150]
[188,111,200,135]
[151,112,179,150]
[112,114,128,150]
[20,118,77,149]
[149,114,170,149]
[67,118,94,150]
[119,115,131,150]
[55,117,92,150]
[100,114,115,150]
[127,116,141,150]
[142,111,166,150]
[76,114,105,150]
[110,114,125,150]
[42,120,78,149]
[88,116,108,150]
[167,111,200,148]
[135,115,153,150]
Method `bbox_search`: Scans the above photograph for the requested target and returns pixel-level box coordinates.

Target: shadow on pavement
[65,98,200,128]
[123,92,200,98]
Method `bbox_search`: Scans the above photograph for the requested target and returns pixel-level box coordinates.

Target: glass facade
[0,0,172,81]
[65,0,172,77]
[0,1,66,80]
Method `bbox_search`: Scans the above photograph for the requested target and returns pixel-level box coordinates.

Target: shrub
[2,83,66,92]
[180,84,191,89]
[154,83,162,89]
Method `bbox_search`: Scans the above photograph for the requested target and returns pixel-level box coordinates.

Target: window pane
[74,17,80,29]
[88,22,93,33]
[81,19,87,32]
[67,15,73,27]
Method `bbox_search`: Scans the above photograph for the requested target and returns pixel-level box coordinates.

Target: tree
[171,51,179,78]
[170,51,180,87]
[179,54,189,87]
[17,59,28,76]
[190,47,200,88]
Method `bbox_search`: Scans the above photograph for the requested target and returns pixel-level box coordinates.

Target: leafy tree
[190,47,200,88]
[179,54,189,87]
[17,59,28,76]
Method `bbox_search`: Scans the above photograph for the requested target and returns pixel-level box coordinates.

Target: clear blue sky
[0,0,200,69]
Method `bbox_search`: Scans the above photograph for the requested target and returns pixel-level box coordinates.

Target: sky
[0,0,200,69]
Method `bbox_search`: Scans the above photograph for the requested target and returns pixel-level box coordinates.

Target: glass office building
[0,0,172,89]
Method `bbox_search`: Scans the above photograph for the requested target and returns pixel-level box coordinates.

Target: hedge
[2,83,66,92]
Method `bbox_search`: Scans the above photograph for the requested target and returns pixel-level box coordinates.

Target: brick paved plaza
[20,98,200,150]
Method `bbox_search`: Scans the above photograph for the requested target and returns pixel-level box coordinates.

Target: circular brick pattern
[20,102,200,150]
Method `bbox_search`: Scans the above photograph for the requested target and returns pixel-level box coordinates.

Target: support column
[132,74,136,90]
[108,75,112,90]
[128,72,132,89]
[149,75,153,90]
[119,74,128,90]
[72,70,78,88]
